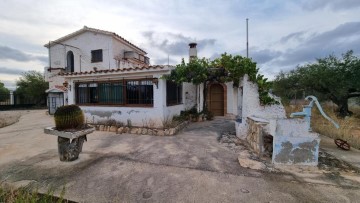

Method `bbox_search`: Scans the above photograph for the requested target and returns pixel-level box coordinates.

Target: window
[98,82,124,104]
[66,51,74,72]
[75,79,153,106]
[91,49,103,63]
[126,80,153,105]
[166,81,182,106]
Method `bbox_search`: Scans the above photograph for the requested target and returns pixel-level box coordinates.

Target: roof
[44,26,147,54]
[59,65,170,76]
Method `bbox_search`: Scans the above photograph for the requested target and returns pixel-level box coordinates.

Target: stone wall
[246,117,271,155]
[92,121,189,136]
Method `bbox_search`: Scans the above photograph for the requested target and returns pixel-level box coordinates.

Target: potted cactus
[44,105,94,161]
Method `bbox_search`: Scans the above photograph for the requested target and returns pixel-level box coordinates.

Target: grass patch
[284,103,360,149]
[0,185,75,203]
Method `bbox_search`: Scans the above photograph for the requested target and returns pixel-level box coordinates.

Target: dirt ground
[0,110,23,128]
[1,110,360,202]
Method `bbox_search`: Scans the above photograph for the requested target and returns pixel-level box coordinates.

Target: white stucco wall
[77,77,165,128]
[236,74,286,139]
[49,32,114,72]
[65,71,191,128]
[48,31,147,73]
[225,82,237,118]
[183,82,196,110]
[45,69,65,88]
[242,75,286,120]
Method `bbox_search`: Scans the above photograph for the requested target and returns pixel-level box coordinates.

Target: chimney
[189,42,197,61]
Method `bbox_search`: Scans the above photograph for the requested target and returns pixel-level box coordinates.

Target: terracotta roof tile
[55,85,67,92]
[59,65,167,76]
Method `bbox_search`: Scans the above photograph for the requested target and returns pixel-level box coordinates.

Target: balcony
[124,51,149,65]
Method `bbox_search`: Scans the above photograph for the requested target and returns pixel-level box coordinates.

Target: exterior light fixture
[63,81,71,91]
[152,78,159,89]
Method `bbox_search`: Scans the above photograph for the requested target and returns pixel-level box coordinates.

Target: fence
[0,92,47,110]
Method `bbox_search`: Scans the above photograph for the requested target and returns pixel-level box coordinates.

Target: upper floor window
[91,49,103,63]
[66,51,74,72]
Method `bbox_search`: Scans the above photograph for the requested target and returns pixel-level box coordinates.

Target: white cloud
[0,0,359,88]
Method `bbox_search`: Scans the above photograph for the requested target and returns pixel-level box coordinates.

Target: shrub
[54,105,84,130]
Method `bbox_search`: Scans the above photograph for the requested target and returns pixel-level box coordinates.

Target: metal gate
[47,93,64,114]
[0,93,47,110]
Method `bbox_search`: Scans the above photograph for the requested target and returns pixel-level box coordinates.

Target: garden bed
[91,121,189,136]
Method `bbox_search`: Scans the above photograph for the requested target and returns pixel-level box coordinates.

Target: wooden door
[209,84,224,116]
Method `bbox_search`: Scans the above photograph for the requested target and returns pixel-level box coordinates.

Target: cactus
[54,105,85,130]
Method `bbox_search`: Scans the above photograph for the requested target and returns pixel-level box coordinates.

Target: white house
[44,26,198,127]
[44,26,270,128]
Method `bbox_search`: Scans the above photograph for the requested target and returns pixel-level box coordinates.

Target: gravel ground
[0,111,23,128]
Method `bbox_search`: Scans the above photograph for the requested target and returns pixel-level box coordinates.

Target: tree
[15,71,49,104]
[0,81,10,102]
[273,50,360,117]
[165,57,211,111]
[164,53,276,111]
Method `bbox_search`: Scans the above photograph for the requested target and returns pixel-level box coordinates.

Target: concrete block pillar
[10,91,14,105]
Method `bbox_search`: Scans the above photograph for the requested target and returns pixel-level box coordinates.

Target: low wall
[272,119,320,166]
[91,121,189,136]
[246,117,321,166]
[246,117,272,156]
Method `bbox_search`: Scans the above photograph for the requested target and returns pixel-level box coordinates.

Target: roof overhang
[44,26,147,54]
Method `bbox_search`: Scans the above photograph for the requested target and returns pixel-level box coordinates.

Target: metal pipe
[246,18,249,58]
[48,41,51,72]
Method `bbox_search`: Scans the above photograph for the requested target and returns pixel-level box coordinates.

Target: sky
[0,0,360,90]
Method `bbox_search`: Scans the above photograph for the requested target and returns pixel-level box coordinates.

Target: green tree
[165,57,211,110]
[15,71,49,104]
[273,50,360,117]
[0,81,10,102]
[164,53,276,111]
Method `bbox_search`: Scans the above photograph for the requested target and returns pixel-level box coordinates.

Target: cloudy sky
[1,0,360,89]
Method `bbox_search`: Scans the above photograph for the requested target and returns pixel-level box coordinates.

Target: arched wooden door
[209,84,224,116]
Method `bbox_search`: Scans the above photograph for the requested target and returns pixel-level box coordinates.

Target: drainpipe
[48,41,51,72]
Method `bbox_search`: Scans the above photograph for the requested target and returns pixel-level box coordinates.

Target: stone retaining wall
[90,121,189,136]
[246,117,271,155]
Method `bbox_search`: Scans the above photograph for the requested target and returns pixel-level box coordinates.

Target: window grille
[75,79,153,106]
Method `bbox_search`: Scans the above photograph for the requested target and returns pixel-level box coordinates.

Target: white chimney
[189,42,197,61]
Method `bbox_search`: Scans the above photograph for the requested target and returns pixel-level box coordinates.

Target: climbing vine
[163,53,278,110]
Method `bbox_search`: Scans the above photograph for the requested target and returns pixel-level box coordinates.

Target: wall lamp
[152,78,159,89]
[63,81,71,91]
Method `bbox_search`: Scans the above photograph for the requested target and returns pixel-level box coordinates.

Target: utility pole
[246,18,249,58]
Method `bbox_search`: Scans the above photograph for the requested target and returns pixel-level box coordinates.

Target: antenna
[246,18,249,58]
[168,54,169,65]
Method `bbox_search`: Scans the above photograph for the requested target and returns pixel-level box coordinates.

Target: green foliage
[273,50,360,117]
[165,58,211,85]
[54,105,85,130]
[15,71,48,103]
[0,185,67,203]
[164,53,277,106]
[201,109,214,120]
[0,81,10,102]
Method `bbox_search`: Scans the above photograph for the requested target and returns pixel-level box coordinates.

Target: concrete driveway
[1,110,360,202]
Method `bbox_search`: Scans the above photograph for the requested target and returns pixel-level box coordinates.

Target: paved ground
[320,134,360,169]
[1,110,360,202]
